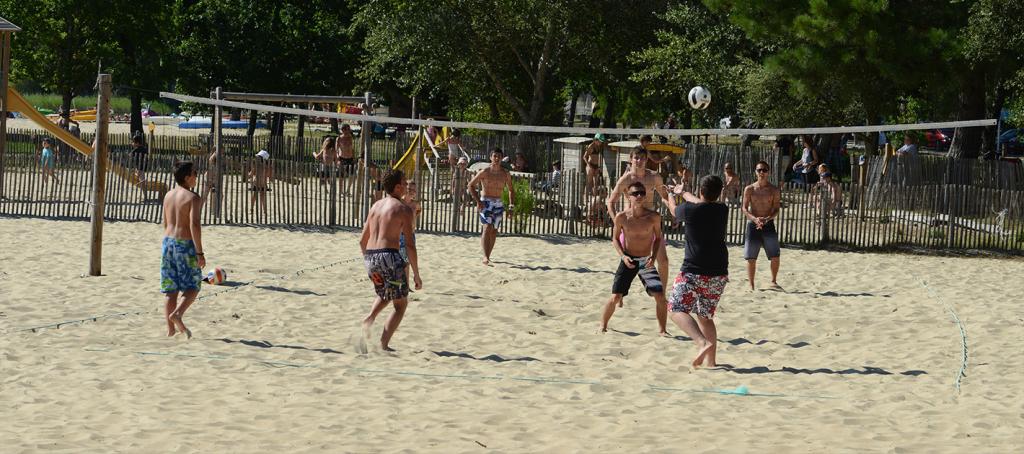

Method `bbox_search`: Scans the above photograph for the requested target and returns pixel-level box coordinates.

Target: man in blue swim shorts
[160,161,206,339]
[361,169,422,351]
[468,147,515,266]
[741,161,782,291]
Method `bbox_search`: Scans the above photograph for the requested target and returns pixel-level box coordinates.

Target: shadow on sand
[433,350,541,363]
[215,338,343,355]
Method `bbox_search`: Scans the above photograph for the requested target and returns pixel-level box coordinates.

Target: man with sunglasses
[607,146,673,335]
[601,182,674,336]
[741,161,782,291]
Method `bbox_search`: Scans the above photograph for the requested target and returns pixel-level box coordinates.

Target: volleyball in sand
[205,267,227,285]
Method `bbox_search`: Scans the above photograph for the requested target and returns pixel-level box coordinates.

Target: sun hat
[594,133,606,142]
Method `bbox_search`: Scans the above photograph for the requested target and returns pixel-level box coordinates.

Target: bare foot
[169,313,191,340]
[599,326,608,333]
[692,342,714,368]
[659,331,672,338]
[618,300,624,308]
[482,259,493,266]
[167,326,177,337]
[381,344,396,352]
[768,282,784,292]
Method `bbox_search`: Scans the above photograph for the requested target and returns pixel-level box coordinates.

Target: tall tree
[2,0,116,119]
[704,0,959,154]
[107,0,177,136]
[355,0,576,125]
[630,1,764,128]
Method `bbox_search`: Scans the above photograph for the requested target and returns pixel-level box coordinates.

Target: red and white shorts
[667,272,728,319]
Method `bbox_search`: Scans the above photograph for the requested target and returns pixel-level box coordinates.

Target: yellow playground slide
[392,126,450,176]
[6,87,168,193]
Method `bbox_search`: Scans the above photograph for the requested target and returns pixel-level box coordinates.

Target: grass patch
[17,93,174,115]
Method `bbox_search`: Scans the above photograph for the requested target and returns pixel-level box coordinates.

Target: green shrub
[929,227,946,240]
[502,178,535,233]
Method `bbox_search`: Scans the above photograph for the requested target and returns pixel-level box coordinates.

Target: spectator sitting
[587,186,611,227]
[512,151,529,172]
[896,133,918,156]
[537,160,562,192]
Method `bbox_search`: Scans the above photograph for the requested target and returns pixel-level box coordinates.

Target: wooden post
[213,87,224,220]
[360,91,373,220]
[0,32,11,200]
[89,74,112,276]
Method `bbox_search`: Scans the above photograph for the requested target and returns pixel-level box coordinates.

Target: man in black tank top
[666,175,729,368]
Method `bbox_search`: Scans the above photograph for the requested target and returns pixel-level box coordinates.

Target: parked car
[921,128,953,150]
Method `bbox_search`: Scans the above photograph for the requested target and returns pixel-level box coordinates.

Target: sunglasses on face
[629,190,646,197]
[756,168,769,173]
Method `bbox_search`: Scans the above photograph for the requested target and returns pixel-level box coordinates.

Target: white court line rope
[918,277,968,395]
[161,91,997,137]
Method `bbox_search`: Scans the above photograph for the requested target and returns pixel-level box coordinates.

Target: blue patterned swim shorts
[479,197,504,229]
[160,237,203,293]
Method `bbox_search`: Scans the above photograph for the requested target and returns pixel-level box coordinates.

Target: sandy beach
[1,216,1022,452]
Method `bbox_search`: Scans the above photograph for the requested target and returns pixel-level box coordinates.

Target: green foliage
[1,0,118,104]
[929,227,946,241]
[1016,230,1024,244]
[17,93,173,115]
[502,178,535,233]
[630,1,758,125]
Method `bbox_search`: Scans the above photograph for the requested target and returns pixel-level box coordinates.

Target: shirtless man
[582,133,606,195]
[338,125,356,193]
[607,146,672,335]
[360,169,422,351]
[160,161,206,339]
[468,148,515,265]
[741,160,782,291]
[721,162,741,205]
[600,182,668,334]
[314,136,337,187]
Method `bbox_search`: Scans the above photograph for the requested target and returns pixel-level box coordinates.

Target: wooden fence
[2,129,1022,254]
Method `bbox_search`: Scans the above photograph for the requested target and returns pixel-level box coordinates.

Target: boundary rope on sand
[7,257,364,335]
[918,277,968,395]
[74,347,844,399]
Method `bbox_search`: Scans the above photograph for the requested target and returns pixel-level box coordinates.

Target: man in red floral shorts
[667,174,729,368]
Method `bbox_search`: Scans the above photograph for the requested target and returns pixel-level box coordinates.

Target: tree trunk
[488,98,500,124]
[602,95,617,129]
[949,68,986,159]
[297,112,305,140]
[247,109,258,137]
[567,89,578,127]
[130,92,143,137]
[61,90,74,122]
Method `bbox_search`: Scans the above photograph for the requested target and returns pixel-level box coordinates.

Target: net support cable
[162,91,996,136]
